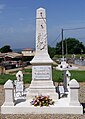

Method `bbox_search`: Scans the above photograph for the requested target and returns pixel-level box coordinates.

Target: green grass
[70,70,85,82]
[0,68,32,85]
[23,74,32,84]
[0,69,85,85]
[52,70,63,82]
[53,69,85,82]
[0,73,32,85]
[0,74,16,85]
[24,68,32,73]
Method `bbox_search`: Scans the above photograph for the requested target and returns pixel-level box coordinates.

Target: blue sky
[0,0,85,49]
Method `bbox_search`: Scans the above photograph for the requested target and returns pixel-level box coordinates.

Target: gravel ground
[0,83,85,119]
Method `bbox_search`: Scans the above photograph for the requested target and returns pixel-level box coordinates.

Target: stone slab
[1,98,83,114]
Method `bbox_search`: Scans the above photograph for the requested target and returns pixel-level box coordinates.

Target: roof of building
[22,48,34,51]
[0,53,5,58]
[0,52,22,58]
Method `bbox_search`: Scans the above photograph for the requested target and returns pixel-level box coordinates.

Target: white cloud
[0,4,6,13]
[0,4,6,9]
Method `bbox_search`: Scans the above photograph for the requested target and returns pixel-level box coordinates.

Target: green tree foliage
[0,45,12,53]
[48,45,56,58]
[56,38,85,54]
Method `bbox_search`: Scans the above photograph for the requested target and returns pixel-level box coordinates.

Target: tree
[0,45,12,53]
[56,38,85,54]
[48,45,56,58]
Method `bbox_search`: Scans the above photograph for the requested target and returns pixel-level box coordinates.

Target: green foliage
[48,45,56,58]
[0,45,12,53]
[53,54,62,59]
[56,38,85,54]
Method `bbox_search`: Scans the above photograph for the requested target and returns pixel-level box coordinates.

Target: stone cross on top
[36,8,48,52]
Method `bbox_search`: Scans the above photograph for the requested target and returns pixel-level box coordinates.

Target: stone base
[1,98,83,114]
[26,80,58,101]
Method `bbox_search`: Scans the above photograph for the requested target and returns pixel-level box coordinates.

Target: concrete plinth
[1,98,83,114]
[26,80,58,101]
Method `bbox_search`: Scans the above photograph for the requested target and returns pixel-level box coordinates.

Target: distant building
[0,52,22,70]
[0,52,22,61]
[21,48,35,56]
[0,50,35,70]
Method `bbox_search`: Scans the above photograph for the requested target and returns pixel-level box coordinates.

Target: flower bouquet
[30,95,54,107]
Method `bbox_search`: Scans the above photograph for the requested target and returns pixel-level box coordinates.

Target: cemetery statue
[15,71,24,97]
[16,70,23,81]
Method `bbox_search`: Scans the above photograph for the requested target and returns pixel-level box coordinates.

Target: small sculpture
[16,71,23,81]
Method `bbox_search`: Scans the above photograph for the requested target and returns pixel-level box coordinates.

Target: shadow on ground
[81,103,85,114]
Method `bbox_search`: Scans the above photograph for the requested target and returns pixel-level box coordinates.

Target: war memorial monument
[1,8,83,114]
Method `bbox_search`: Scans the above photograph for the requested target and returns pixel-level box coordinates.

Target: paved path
[5,65,32,74]
[5,64,85,74]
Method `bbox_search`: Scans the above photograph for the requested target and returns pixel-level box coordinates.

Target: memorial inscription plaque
[33,66,51,80]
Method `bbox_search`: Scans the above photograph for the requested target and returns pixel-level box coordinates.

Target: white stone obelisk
[27,8,58,101]
[30,7,53,64]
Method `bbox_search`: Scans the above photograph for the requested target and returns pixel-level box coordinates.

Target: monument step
[28,89,57,95]
[1,100,83,114]
[30,80,55,86]
[29,85,56,89]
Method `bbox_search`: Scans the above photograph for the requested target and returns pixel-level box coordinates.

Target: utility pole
[66,39,68,60]
[62,28,64,57]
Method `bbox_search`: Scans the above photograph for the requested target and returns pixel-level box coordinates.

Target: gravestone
[66,70,71,90]
[15,71,24,96]
[27,8,58,101]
